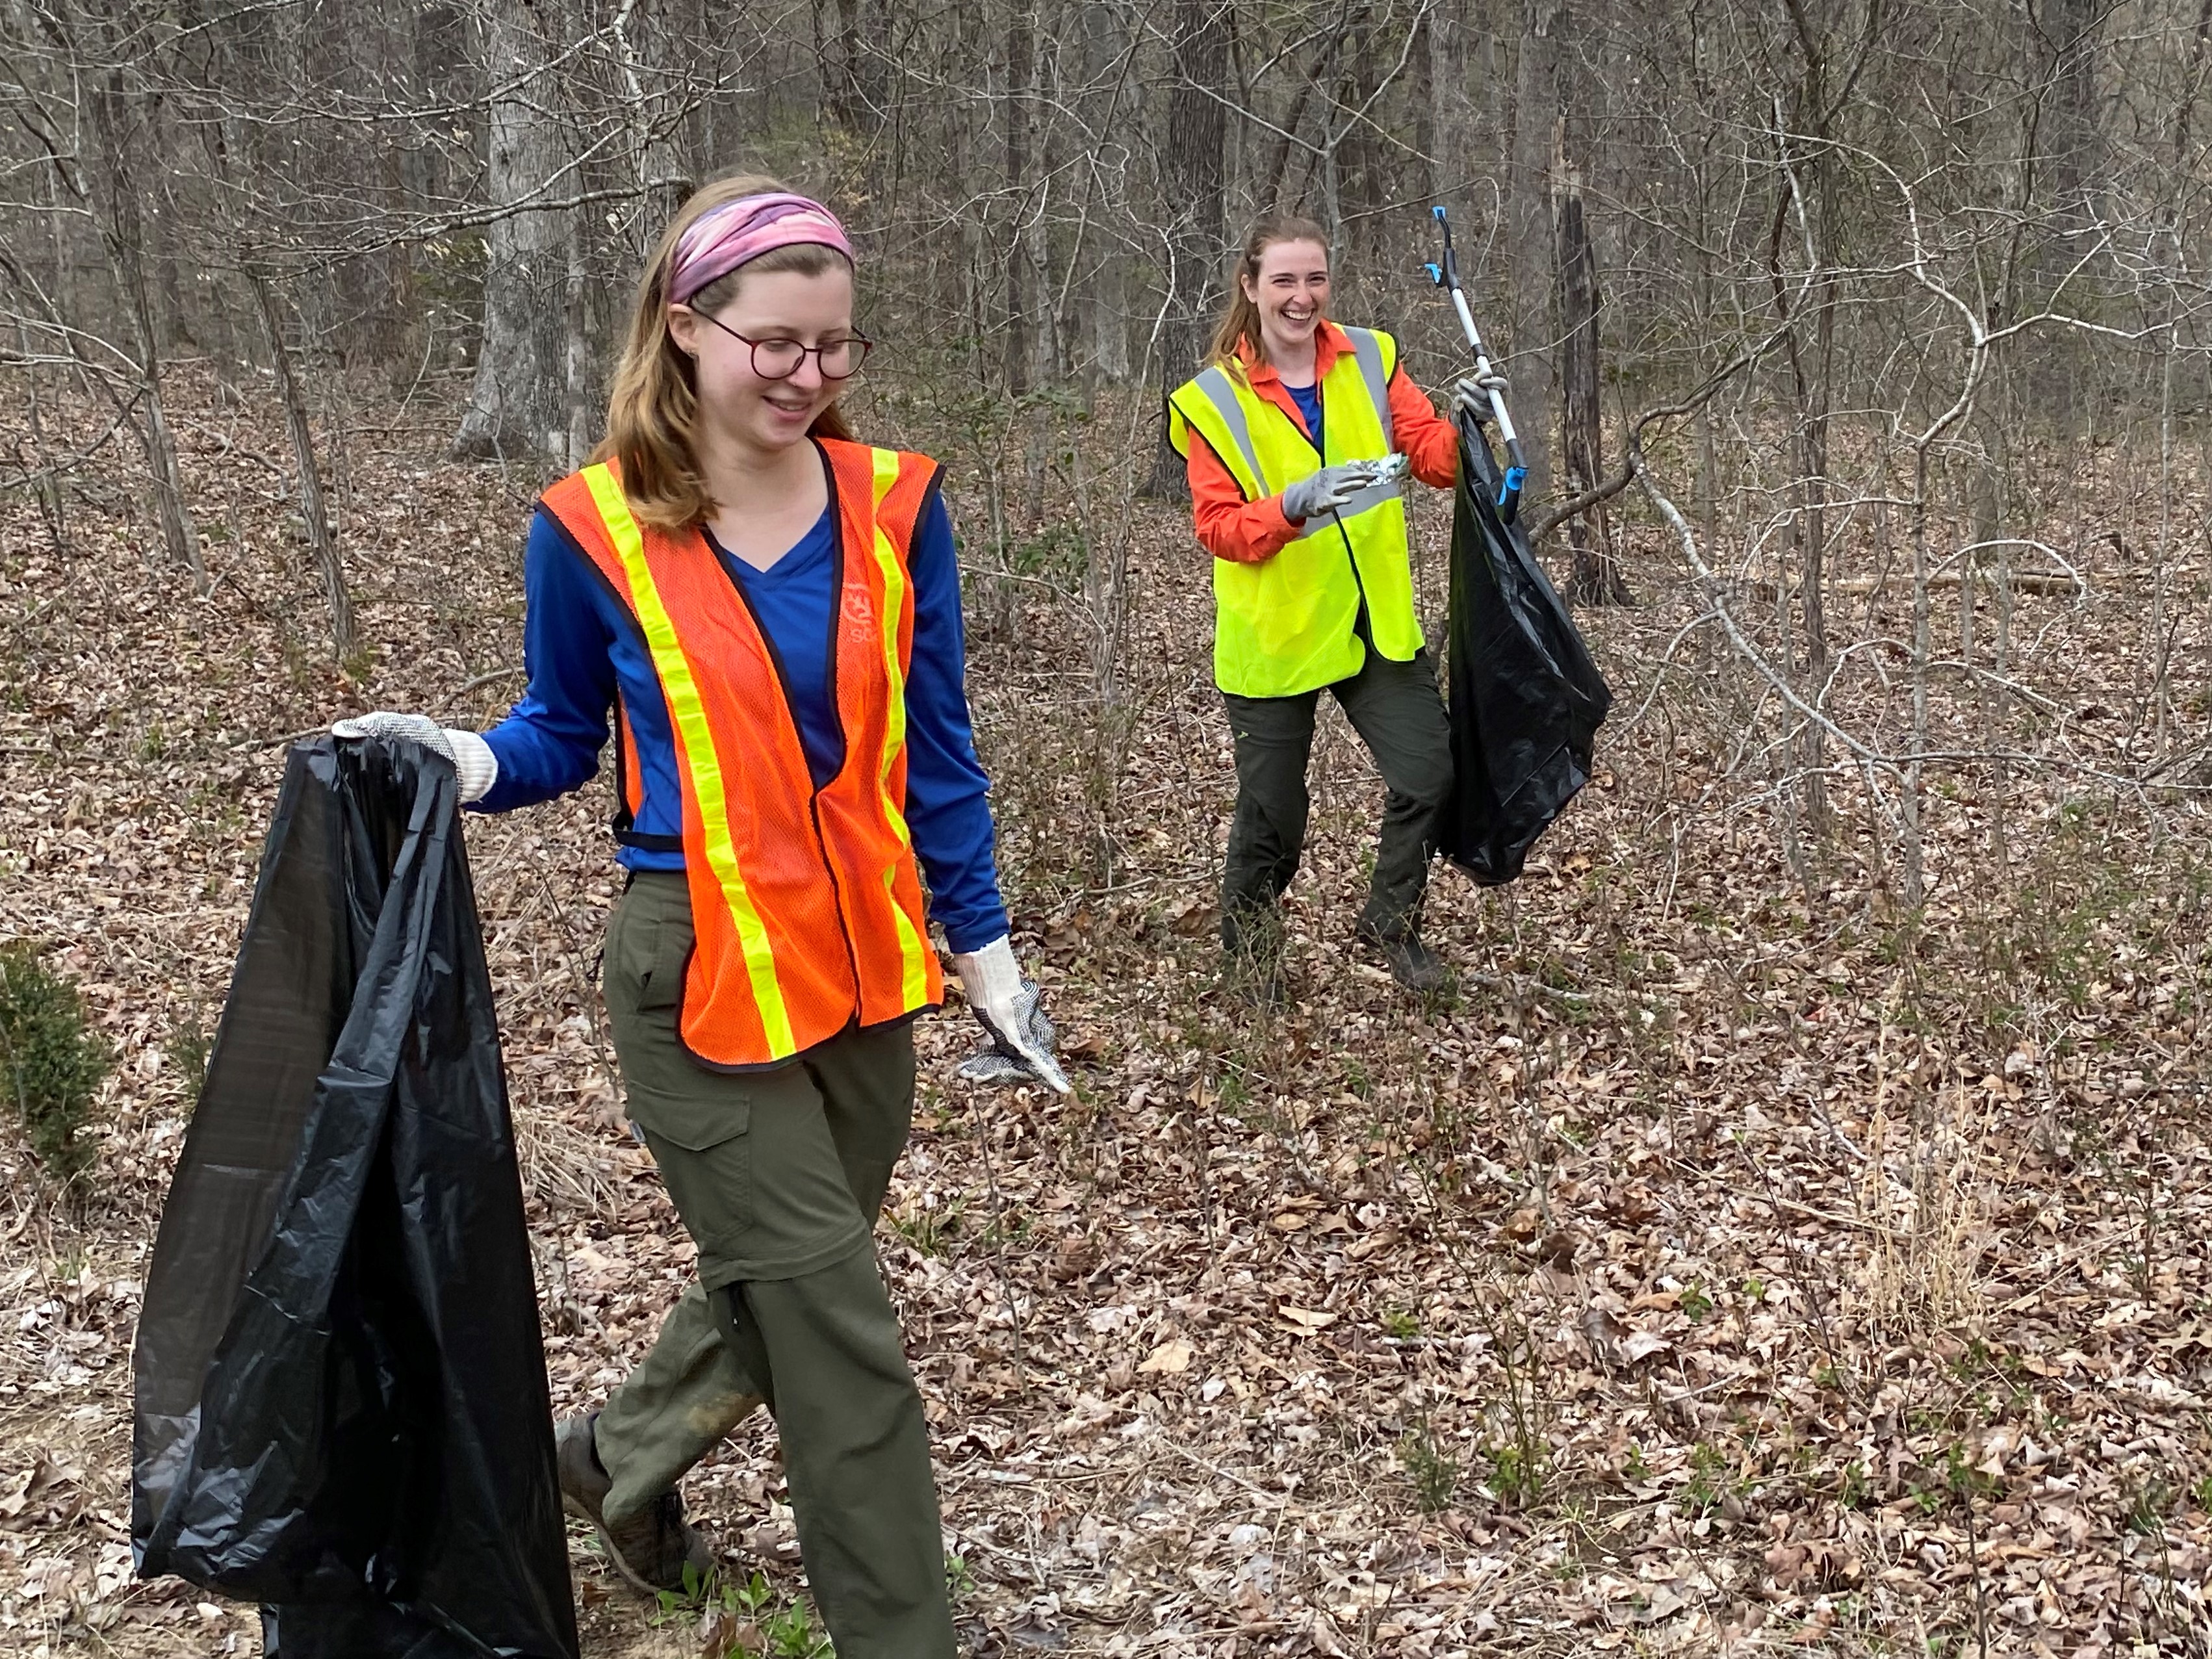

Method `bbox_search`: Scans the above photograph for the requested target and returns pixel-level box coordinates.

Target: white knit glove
[331,712,498,804]
[951,936,1071,1094]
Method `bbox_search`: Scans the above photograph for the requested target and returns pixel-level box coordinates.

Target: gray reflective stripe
[1191,367,1270,495]
[1342,327,1395,452]
[1293,478,1403,540]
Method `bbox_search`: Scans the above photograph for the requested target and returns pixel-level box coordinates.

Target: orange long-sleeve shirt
[1185,320,1460,565]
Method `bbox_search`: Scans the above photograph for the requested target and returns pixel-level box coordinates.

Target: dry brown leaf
[1137,1337,1194,1374]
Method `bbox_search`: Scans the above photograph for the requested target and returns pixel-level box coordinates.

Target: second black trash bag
[1440,407,1614,883]
[131,736,578,1659]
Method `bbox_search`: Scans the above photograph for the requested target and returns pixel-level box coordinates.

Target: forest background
[3,0,2212,1654]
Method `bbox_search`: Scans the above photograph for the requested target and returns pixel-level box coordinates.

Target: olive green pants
[1221,642,1453,951]
[592,872,953,1659]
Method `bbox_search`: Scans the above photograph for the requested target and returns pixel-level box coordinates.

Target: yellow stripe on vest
[866,449,932,1010]
[581,465,797,1059]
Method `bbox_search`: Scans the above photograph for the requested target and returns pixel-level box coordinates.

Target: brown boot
[556,1413,716,1595]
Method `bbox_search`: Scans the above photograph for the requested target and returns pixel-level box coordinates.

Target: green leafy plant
[1485,1434,1546,1510]
[1838,1461,1872,1510]
[888,1195,964,1257]
[2124,1477,2173,1537]
[0,942,110,1183]
[1679,1280,1714,1322]
[1396,1416,1460,1514]
[170,1010,212,1109]
[1380,1305,1422,1341]
[1684,1442,1730,1514]
[658,1566,833,1659]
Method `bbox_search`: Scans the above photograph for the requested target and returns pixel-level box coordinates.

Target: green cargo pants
[591,871,953,1659]
[1220,640,1452,951]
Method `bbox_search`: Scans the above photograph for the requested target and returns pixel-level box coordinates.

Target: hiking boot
[556,1413,715,1595]
[1355,922,1448,993]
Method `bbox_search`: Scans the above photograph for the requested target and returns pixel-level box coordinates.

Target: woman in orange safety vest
[333,174,1064,1657]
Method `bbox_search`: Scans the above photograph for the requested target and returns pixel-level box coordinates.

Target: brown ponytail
[1205,213,1332,371]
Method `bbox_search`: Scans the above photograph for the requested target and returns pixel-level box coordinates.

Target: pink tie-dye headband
[668,193,855,305]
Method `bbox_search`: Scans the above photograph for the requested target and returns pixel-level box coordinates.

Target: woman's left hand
[951,937,1072,1094]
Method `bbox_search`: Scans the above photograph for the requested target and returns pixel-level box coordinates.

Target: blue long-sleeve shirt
[474,491,1010,954]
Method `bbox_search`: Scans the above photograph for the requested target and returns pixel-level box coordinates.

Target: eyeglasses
[689,307,873,380]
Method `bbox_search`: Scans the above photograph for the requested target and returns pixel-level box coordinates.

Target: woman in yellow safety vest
[333,174,1068,1657]
[1168,213,1500,999]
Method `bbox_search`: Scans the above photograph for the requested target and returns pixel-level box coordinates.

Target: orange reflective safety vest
[539,441,946,1070]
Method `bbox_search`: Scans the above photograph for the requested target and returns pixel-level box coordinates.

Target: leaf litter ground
[1,370,2209,1656]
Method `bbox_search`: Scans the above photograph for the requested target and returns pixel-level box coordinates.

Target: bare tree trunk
[2035,0,2103,426]
[1409,9,1438,207]
[84,60,203,590]
[250,267,355,656]
[1075,1,1133,383]
[1142,0,1230,500]
[1023,5,1059,389]
[563,207,592,470]
[1506,0,1560,507]
[452,0,569,464]
[13,315,67,565]
[1554,152,1625,604]
[1001,1,1036,394]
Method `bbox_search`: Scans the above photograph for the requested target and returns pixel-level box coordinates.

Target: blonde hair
[596,172,856,530]
[1206,213,1332,371]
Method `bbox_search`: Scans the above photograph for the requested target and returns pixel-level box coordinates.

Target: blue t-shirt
[710,517,844,788]
[476,490,1009,953]
[1287,380,1323,446]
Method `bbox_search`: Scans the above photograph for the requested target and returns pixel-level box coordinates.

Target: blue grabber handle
[1428,205,1527,524]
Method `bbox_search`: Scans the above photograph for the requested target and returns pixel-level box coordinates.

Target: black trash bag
[132,736,578,1659]
[1440,407,1614,883]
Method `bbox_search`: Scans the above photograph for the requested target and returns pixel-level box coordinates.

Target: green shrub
[0,942,110,1183]
[1396,1417,1461,1514]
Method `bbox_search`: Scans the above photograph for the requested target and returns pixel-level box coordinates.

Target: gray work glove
[1454,372,1510,425]
[951,936,1071,1094]
[1280,461,1378,524]
[331,711,499,803]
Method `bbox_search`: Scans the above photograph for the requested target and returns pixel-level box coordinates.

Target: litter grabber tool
[1424,204,1528,524]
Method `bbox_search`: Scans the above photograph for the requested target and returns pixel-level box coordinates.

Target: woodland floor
[2,367,2211,1657]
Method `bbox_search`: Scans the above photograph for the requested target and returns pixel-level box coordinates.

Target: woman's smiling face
[669,262,856,455]
[1243,238,1331,361]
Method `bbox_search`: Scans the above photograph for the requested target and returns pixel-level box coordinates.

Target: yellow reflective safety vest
[1166,326,1422,697]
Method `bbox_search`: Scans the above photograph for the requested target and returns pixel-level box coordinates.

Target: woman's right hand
[1280,462,1376,524]
[331,712,500,803]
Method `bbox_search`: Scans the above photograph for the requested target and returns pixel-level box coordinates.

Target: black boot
[1354,920,1447,993]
